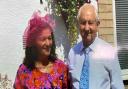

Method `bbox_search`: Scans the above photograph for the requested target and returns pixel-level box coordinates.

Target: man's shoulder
[68,41,83,57]
[97,38,114,50]
[93,38,116,59]
[69,41,83,53]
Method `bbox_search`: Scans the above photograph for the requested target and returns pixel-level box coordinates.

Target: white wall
[0,0,70,84]
[54,16,70,60]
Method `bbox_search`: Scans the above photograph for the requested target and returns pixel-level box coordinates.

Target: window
[115,0,128,80]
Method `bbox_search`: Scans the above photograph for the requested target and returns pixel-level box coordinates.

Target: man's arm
[109,55,124,89]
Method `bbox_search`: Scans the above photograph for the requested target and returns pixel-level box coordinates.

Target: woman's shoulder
[17,64,30,73]
[18,64,27,69]
[55,59,67,68]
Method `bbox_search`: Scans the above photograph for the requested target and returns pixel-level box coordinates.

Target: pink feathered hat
[23,10,55,49]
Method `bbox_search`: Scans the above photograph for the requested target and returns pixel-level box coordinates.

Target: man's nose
[84,22,90,31]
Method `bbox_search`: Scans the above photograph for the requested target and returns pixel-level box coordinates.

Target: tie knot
[85,48,91,54]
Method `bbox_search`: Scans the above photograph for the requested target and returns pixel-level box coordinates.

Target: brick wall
[98,0,114,46]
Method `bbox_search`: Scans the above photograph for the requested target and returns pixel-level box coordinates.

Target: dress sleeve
[13,65,24,89]
[62,65,71,89]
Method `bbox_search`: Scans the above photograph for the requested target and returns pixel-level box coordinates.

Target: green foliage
[46,0,86,47]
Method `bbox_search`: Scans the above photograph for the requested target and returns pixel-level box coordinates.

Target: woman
[14,11,69,89]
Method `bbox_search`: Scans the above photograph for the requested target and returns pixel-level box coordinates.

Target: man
[67,3,124,89]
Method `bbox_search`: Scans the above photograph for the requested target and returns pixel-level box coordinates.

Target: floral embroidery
[14,60,68,89]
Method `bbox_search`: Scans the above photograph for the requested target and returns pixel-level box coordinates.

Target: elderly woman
[13,11,69,89]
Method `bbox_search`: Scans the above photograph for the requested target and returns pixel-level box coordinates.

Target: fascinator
[23,10,55,49]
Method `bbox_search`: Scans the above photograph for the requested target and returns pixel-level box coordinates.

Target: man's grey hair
[77,3,100,22]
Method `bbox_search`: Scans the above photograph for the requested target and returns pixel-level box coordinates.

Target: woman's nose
[45,39,50,46]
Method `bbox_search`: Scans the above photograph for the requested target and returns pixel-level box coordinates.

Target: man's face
[78,7,99,47]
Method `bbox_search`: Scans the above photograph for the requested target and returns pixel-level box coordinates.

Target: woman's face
[34,28,53,57]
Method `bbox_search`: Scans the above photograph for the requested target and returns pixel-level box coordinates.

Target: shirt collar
[80,37,99,53]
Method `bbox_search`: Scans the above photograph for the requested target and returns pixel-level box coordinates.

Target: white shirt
[67,37,124,89]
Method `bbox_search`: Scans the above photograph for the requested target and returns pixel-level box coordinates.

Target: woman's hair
[23,29,57,70]
[22,11,56,70]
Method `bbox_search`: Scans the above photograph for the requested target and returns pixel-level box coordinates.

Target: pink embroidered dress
[14,59,68,89]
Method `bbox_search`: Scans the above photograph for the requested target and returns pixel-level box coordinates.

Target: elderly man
[67,3,124,89]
